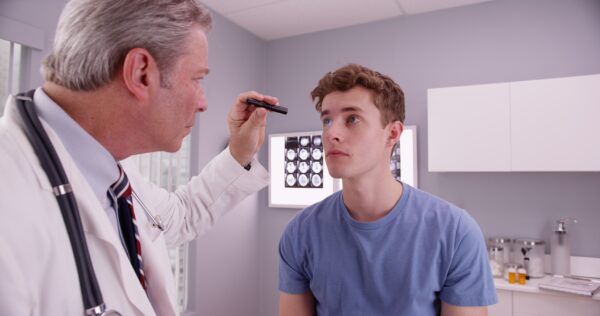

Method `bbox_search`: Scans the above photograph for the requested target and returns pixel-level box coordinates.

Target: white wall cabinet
[510,74,600,171]
[428,74,600,172]
[428,83,511,171]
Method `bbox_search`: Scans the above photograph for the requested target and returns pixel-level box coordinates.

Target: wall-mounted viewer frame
[393,125,418,188]
[269,131,340,208]
[268,126,417,209]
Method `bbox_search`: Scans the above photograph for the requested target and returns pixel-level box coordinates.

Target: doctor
[0,0,277,315]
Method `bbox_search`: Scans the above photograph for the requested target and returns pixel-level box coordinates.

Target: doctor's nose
[197,92,208,112]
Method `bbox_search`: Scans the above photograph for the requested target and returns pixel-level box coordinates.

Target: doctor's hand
[228,91,279,167]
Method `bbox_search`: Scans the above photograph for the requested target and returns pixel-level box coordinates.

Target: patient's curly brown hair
[310,64,405,126]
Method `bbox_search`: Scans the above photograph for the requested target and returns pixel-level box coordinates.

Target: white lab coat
[0,95,269,315]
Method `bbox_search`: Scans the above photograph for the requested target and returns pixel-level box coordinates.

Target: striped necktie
[109,164,147,290]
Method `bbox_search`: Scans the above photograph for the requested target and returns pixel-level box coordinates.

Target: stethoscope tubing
[16,90,115,315]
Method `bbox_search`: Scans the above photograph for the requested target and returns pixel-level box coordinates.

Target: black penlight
[246,98,288,115]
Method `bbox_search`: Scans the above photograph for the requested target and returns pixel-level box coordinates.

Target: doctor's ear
[121,48,160,100]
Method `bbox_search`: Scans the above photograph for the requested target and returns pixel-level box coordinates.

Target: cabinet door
[489,289,513,316]
[513,291,600,316]
[428,83,511,171]
[510,74,600,171]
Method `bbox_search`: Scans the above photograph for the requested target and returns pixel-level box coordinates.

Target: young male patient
[278,64,496,316]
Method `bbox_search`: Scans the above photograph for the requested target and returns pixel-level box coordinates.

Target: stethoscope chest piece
[132,190,165,231]
[86,304,122,316]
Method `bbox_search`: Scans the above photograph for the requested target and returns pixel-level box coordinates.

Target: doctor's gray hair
[42,0,213,91]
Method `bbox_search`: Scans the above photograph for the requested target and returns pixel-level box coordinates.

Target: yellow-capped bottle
[508,267,517,284]
[517,267,527,285]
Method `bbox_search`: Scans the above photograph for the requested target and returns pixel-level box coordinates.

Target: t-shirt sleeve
[278,218,310,294]
[440,211,498,306]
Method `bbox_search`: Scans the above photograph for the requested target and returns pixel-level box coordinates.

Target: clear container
[515,238,546,278]
[488,237,513,264]
[488,246,505,278]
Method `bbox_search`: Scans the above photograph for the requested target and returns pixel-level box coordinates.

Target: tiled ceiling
[201,0,494,40]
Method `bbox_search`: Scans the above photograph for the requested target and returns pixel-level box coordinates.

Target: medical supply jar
[488,246,504,278]
[514,238,546,278]
[488,237,513,264]
[504,263,521,283]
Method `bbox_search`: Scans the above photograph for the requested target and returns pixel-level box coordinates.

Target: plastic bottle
[551,218,577,276]
[507,266,517,284]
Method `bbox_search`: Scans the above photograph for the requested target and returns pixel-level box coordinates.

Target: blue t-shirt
[278,183,497,315]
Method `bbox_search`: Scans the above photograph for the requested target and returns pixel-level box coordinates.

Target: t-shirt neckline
[339,181,411,230]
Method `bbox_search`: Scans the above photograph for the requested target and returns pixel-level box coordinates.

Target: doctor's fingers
[233,91,279,116]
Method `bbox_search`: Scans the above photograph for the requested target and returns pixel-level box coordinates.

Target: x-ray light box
[268,126,417,209]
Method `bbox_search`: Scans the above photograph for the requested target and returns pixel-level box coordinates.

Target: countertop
[494,275,600,301]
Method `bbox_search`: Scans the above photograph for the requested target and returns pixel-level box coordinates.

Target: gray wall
[258,0,600,314]
[187,12,266,316]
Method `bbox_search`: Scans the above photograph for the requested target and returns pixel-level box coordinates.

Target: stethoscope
[15,90,164,315]
[132,190,165,231]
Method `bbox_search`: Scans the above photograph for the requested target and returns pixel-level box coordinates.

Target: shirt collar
[33,87,119,204]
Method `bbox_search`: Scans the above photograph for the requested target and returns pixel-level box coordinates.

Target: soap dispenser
[551,218,577,276]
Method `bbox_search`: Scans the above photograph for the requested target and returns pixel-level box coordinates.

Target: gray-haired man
[0,0,279,314]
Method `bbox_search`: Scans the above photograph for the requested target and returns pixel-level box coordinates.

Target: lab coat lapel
[70,169,156,315]
[137,222,179,316]
[6,98,156,315]
[50,129,156,315]
[123,160,179,316]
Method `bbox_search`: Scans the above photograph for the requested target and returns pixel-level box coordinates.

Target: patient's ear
[387,121,404,146]
[121,48,160,101]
